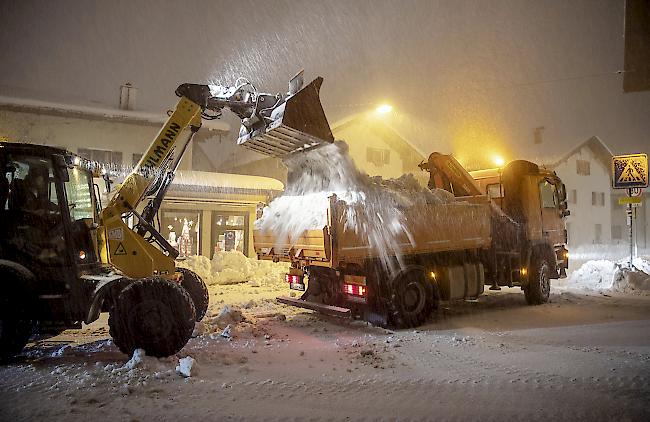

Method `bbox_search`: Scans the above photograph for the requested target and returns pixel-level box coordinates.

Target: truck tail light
[343,283,366,297]
[285,274,302,284]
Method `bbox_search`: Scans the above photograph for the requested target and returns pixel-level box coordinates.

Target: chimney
[119,82,137,110]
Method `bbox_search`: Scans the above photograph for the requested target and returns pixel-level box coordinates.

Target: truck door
[538,179,564,245]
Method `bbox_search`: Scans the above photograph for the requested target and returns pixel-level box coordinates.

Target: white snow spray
[256,141,453,275]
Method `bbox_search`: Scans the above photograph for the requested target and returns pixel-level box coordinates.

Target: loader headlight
[79,250,86,260]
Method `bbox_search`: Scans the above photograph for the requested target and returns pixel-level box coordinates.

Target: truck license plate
[290,282,305,291]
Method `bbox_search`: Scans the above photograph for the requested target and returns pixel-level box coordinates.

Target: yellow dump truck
[255,153,569,328]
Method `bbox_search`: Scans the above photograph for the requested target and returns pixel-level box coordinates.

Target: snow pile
[212,304,245,327]
[175,356,198,378]
[568,257,650,293]
[177,251,289,286]
[122,348,147,371]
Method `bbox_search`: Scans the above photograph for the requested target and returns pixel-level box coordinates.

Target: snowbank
[177,251,289,286]
[568,257,650,293]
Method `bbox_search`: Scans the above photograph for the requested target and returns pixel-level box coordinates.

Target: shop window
[161,209,201,258]
[213,212,248,255]
[594,224,602,244]
[612,225,622,240]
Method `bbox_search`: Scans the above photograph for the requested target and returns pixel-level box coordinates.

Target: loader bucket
[237,77,334,157]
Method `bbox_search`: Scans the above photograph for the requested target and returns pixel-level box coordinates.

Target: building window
[132,153,143,167]
[161,209,201,258]
[367,147,390,167]
[612,225,623,240]
[594,224,602,244]
[78,148,123,166]
[591,191,605,206]
[576,159,590,175]
[486,183,503,199]
[568,189,577,204]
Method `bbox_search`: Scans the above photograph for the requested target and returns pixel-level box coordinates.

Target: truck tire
[525,256,551,305]
[176,267,209,322]
[108,278,196,358]
[389,268,434,328]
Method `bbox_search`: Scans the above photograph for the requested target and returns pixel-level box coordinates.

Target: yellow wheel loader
[0,71,333,360]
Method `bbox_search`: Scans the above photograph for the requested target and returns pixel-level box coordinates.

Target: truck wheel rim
[403,282,426,314]
[540,264,550,298]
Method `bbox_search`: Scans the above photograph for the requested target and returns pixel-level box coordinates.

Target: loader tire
[388,268,434,329]
[0,318,33,363]
[176,267,209,322]
[525,256,551,305]
[109,278,195,358]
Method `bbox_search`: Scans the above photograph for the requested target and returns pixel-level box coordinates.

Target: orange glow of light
[375,104,393,114]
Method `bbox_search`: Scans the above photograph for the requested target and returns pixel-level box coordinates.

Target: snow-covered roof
[0,95,230,131]
[170,170,284,193]
[331,114,427,159]
[546,136,613,170]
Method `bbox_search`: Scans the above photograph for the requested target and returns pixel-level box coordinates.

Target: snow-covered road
[1,286,649,421]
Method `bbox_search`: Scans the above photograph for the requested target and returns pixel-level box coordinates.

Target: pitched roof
[331,114,426,160]
[547,135,613,170]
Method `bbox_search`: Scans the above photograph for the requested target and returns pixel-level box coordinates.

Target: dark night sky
[1,0,648,168]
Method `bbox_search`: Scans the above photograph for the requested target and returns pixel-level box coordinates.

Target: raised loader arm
[99,72,333,278]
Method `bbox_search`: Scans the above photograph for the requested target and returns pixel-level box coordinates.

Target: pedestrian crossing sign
[612,153,648,189]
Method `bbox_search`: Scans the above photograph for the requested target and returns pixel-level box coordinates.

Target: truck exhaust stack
[236,76,334,157]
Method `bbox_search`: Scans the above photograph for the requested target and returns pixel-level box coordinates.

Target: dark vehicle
[0,143,196,361]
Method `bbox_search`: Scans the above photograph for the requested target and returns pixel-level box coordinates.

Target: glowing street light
[375,104,393,114]
[493,155,505,167]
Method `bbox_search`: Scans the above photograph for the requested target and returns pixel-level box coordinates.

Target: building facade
[0,99,283,258]
[228,114,428,185]
[548,136,614,247]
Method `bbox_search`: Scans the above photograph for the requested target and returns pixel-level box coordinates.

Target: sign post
[612,154,648,268]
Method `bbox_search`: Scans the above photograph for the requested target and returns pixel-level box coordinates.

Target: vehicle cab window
[539,180,558,208]
[64,167,96,222]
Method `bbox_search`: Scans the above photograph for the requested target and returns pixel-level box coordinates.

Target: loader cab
[0,143,101,320]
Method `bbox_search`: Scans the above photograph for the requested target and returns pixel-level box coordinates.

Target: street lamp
[375,104,393,114]
[493,155,505,167]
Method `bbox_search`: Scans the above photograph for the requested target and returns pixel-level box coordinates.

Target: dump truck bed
[254,195,492,266]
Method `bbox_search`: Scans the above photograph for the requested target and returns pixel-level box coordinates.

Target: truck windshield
[65,167,95,221]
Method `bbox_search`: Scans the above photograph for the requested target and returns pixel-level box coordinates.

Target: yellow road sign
[612,153,648,189]
[618,197,642,205]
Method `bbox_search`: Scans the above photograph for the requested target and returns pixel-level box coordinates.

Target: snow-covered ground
[1,247,650,420]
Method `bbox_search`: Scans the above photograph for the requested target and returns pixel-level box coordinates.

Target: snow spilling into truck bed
[255,141,454,274]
